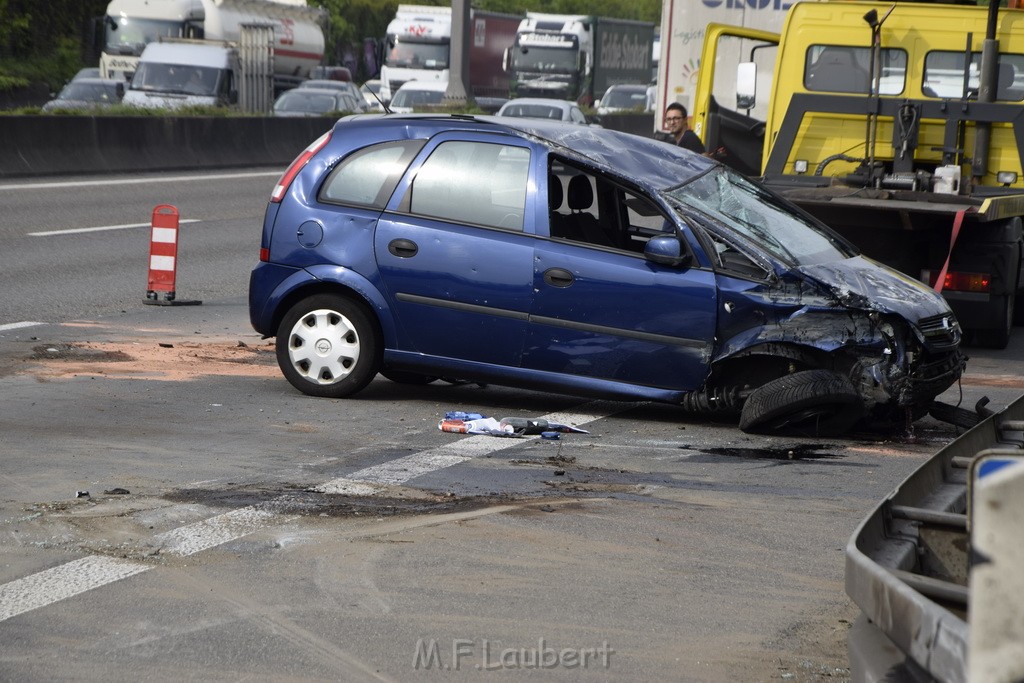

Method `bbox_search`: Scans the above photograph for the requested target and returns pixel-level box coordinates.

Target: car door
[373,132,542,366]
[524,168,718,390]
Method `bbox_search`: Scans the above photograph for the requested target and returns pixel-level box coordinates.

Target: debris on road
[438,412,590,437]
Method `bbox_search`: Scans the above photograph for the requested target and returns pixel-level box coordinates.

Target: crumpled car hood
[796,255,952,322]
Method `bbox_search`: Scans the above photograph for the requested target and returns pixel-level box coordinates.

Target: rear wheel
[739,369,863,437]
[276,294,380,398]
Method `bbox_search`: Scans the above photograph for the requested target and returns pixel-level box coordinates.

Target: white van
[123,41,239,110]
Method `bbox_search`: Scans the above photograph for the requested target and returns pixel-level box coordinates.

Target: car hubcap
[287,309,360,385]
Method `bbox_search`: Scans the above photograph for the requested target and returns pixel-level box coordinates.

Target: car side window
[405,140,530,230]
[319,140,425,209]
[549,159,673,253]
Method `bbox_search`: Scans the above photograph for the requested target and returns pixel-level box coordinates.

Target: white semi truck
[377,4,520,105]
[101,0,325,92]
[504,13,654,106]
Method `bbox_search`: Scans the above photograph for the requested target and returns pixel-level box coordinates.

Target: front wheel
[276,294,380,398]
[739,369,863,437]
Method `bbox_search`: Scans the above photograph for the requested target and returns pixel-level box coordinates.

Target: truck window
[804,45,906,95]
[923,51,1024,101]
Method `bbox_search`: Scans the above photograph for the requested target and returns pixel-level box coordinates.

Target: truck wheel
[739,369,863,436]
[276,294,381,398]
[970,292,1014,350]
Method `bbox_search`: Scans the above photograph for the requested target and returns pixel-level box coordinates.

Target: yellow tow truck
[688,0,1024,348]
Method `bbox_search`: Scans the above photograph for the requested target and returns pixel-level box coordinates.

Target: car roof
[394,80,449,92]
[605,84,649,91]
[326,114,714,192]
[68,77,122,87]
[501,97,576,109]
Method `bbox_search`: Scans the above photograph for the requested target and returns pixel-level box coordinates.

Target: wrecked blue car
[248,115,964,435]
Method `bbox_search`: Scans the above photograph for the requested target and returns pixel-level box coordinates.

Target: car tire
[929,400,985,430]
[739,369,863,436]
[276,294,380,398]
[379,369,438,385]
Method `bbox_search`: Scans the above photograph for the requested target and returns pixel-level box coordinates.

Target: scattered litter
[439,411,590,438]
[75,491,90,498]
[444,411,485,421]
[539,505,556,512]
[158,342,174,348]
[438,417,517,436]
[103,488,130,495]
[499,417,588,435]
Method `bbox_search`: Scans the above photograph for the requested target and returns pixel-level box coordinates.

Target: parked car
[311,65,352,82]
[248,116,965,436]
[596,83,653,115]
[70,67,102,82]
[360,79,384,111]
[496,98,593,125]
[42,77,125,112]
[297,79,365,111]
[388,80,449,113]
[272,88,362,117]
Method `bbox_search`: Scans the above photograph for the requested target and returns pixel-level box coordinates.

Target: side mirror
[645,235,692,268]
[115,82,125,98]
[736,62,756,110]
[502,47,510,72]
[228,90,238,105]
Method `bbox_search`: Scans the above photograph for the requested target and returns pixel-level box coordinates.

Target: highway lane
[0,169,281,325]
[2,169,1024,679]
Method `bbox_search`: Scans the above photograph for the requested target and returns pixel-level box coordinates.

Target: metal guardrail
[845,395,1024,682]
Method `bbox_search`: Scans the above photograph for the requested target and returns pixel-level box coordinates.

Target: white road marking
[0,171,280,192]
[29,219,200,237]
[0,321,45,332]
[0,556,149,622]
[0,401,628,622]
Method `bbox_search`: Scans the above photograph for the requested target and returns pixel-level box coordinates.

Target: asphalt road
[1,170,1023,681]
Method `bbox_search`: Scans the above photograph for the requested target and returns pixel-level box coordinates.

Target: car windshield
[604,87,646,109]
[391,88,444,108]
[664,167,854,266]
[60,82,117,102]
[501,104,562,120]
[276,92,340,113]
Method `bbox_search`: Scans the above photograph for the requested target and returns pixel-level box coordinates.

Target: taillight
[259,247,270,262]
[270,131,332,203]
[921,269,992,293]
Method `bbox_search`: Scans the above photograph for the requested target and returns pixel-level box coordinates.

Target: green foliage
[0,73,29,90]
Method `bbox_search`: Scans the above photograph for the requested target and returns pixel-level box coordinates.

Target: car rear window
[318,140,426,209]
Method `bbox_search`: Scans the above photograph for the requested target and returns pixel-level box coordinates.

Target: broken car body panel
[248,114,964,433]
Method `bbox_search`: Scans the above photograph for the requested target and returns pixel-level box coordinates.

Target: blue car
[249,114,964,435]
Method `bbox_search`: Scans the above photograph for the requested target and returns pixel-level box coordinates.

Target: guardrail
[0,113,656,178]
[846,396,1024,682]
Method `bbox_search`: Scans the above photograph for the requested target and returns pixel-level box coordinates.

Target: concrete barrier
[0,116,335,178]
[0,113,657,178]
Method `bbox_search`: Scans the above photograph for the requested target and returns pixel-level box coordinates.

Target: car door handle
[543,268,574,288]
[388,238,418,258]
